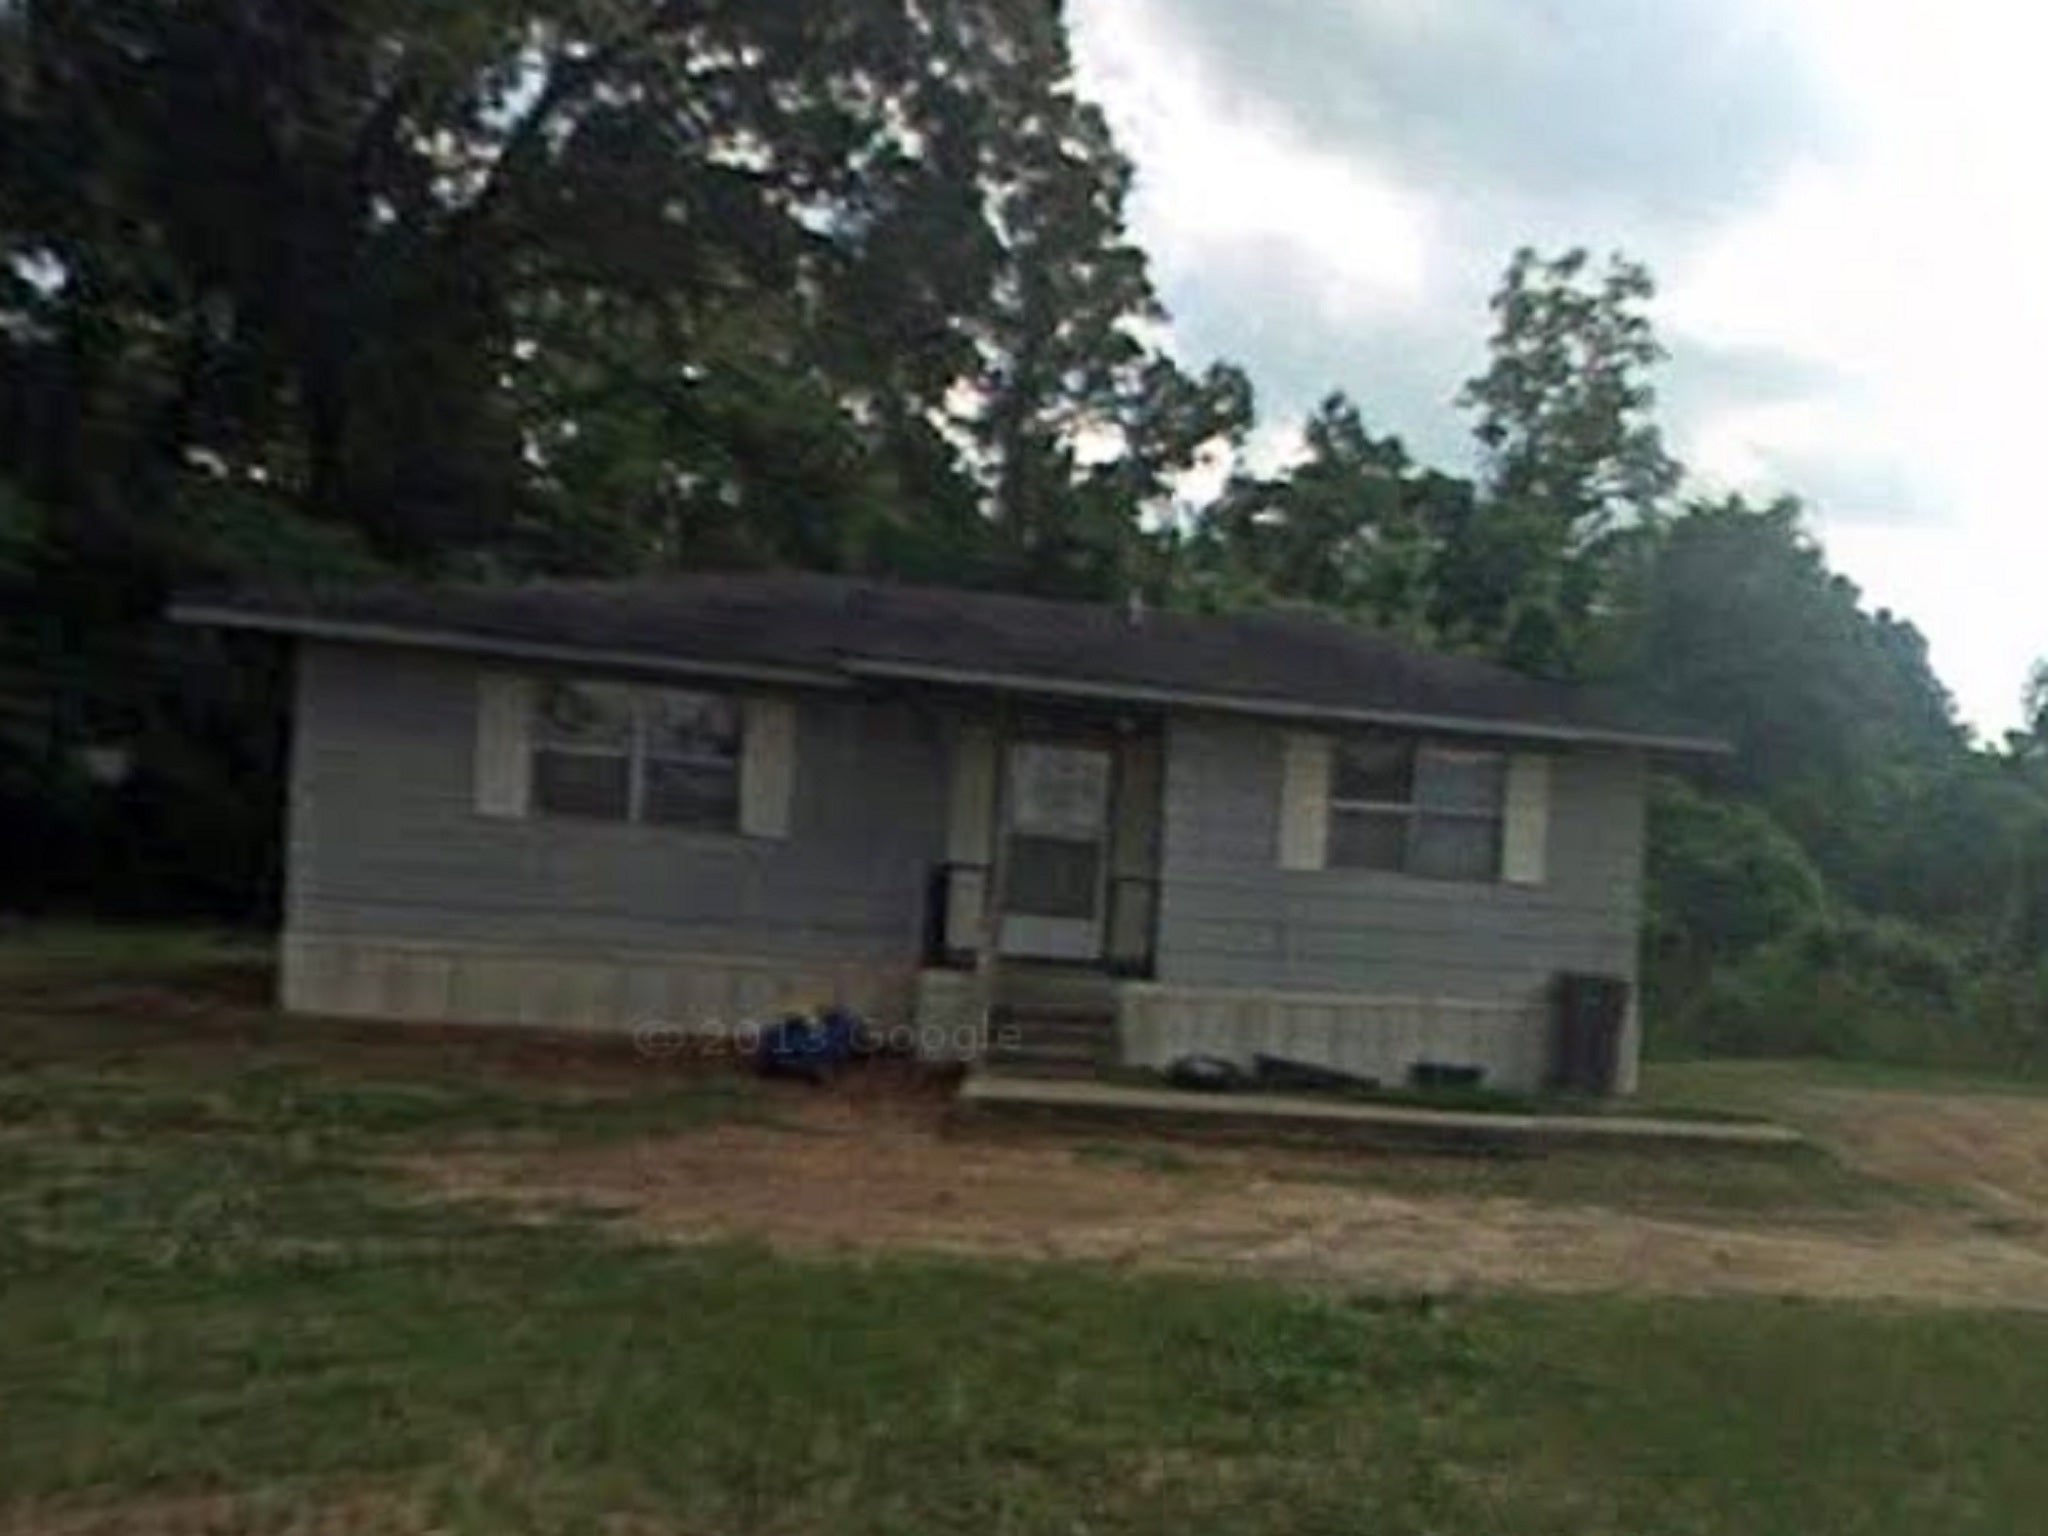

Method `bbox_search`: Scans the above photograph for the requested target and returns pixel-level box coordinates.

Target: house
[174,573,1722,1095]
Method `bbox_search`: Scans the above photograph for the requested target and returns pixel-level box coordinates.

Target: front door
[998,740,1112,961]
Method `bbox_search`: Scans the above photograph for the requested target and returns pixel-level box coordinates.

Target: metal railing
[1103,873,1160,977]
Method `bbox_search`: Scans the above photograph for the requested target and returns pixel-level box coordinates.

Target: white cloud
[1070,0,2048,735]
[1070,0,1433,325]
[1659,0,2048,732]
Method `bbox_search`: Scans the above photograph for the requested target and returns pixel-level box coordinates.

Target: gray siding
[286,642,949,960]
[1154,715,1645,1006]
[285,642,1645,1025]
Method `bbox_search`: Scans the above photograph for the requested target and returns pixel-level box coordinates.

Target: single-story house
[174,573,1722,1095]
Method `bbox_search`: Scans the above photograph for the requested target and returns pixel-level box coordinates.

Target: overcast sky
[1069,0,2048,737]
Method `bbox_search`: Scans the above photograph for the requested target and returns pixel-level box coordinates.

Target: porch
[921,711,1165,977]
[914,709,1164,1075]
[906,704,1635,1098]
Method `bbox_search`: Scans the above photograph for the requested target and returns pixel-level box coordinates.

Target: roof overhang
[838,657,1731,755]
[173,602,1731,757]
[168,604,857,692]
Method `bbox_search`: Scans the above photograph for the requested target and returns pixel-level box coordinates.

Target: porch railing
[1103,873,1160,977]
[923,861,991,970]
[922,861,1158,977]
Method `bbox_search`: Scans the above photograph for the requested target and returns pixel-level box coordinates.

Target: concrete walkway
[958,1070,1805,1153]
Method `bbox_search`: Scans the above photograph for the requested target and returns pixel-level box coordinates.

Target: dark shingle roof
[173,571,1723,752]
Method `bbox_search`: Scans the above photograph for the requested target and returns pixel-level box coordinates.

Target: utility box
[1550,973,1629,1095]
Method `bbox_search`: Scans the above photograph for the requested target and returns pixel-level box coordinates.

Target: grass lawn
[1643,1054,2048,1114]
[6,927,2048,1533]
[1256,1133,1924,1221]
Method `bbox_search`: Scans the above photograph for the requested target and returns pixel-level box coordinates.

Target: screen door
[998,741,1112,960]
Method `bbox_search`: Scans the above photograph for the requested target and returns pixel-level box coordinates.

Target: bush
[1967,963,2048,1071]
[1642,777,1830,1057]
[1656,912,2048,1071]
[1645,776,1828,959]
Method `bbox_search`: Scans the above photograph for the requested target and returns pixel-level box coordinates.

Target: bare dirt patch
[409,1072,2048,1311]
[1778,1085,2048,1227]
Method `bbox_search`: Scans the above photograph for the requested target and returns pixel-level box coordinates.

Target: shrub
[1645,777,1828,960]
[1659,913,2035,1071]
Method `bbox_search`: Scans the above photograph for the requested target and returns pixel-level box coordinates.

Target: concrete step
[982,1042,1109,1079]
[984,1003,1118,1077]
[986,1031,1110,1059]
[990,1001,1117,1029]
[992,963,1118,1012]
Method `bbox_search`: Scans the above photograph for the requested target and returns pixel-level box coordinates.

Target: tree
[0,0,1256,913]
[490,0,1245,593]
[2016,661,2048,755]
[915,2,1248,598]
[1629,495,1959,797]
[1642,773,1831,1051]
[1178,392,1464,636]
[1619,493,2048,954]
[1441,247,1680,671]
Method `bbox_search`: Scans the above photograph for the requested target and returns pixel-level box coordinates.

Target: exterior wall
[277,640,1651,1092]
[283,931,915,1037]
[281,641,950,1031]
[1147,714,1648,1093]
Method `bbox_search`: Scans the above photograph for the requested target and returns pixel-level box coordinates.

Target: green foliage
[2023,659,2048,745]
[1652,912,2048,1070]
[1459,248,1681,530]
[1440,247,1680,671]
[1179,392,1461,636]
[0,0,1253,912]
[1646,776,1828,959]
[1627,496,1960,803]
[1629,495,2048,1070]
[1174,245,1682,679]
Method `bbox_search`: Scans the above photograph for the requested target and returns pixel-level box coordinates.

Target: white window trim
[1501,753,1551,885]
[475,674,534,818]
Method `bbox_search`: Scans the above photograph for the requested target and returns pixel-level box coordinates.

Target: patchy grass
[9,1110,2048,1534]
[1642,1056,2048,1119]
[1262,1136,1935,1221]
[0,1010,764,1152]
[0,921,272,997]
[1219,1059,1972,1221]
[0,923,767,1151]
[8,930,2048,1531]
[1096,1060,1758,1123]
[1071,1139,1199,1176]
[1032,1069,1904,1224]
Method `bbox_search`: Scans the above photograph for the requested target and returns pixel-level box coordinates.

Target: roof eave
[836,657,1732,756]
[167,603,858,692]
[171,603,1732,757]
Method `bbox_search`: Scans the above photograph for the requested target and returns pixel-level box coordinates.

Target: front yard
[7,928,2048,1533]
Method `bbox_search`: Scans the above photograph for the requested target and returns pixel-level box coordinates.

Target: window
[532,681,635,820]
[641,689,743,828]
[531,680,740,829]
[1328,736,1505,880]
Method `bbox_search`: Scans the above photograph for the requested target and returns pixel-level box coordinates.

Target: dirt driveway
[413,1068,2048,1310]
